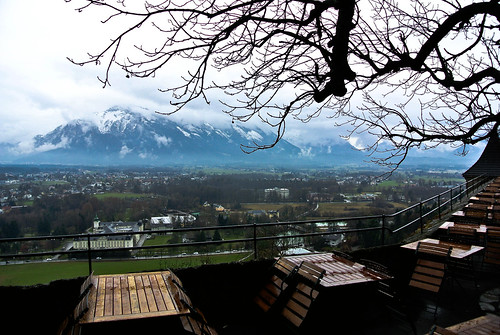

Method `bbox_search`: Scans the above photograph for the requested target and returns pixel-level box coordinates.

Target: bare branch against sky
[1,0,498,170]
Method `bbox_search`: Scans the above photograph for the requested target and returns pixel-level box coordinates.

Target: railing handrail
[0,174,491,274]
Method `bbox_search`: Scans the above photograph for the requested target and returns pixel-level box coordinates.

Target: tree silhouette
[67,0,500,169]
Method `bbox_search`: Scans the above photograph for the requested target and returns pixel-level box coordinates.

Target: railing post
[253,222,257,260]
[87,234,92,275]
[438,194,441,220]
[419,202,424,233]
[381,215,386,246]
[450,189,453,212]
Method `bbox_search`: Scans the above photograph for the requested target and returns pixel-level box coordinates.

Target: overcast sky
[0,1,487,168]
[0,0,343,150]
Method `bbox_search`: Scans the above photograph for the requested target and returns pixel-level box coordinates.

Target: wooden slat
[281,308,303,328]
[142,275,158,313]
[113,276,122,316]
[409,280,440,293]
[150,274,167,312]
[120,276,131,315]
[286,298,308,318]
[135,275,149,313]
[158,274,176,311]
[94,277,106,317]
[128,275,140,314]
[411,272,443,286]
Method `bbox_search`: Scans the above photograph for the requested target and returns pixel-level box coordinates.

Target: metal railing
[0,175,491,275]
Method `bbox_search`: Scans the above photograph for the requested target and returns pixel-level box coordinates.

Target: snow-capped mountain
[0,106,482,168]
[0,107,365,167]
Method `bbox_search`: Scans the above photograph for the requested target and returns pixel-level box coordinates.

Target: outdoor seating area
[4,179,500,334]
[58,270,216,335]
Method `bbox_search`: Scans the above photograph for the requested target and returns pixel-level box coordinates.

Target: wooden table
[80,271,188,324]
[438,222,488,234]
[401,238,484,259]
[446,313,500,334]
[284,253,391,288]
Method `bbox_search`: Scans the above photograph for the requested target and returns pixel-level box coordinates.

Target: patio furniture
[430,313,500,334]
[280,261,325,328]
[401,238,484,259]
[169,272,218,335]
[360,259,417,334]
[57,272,94,335]
[61,271,207,334]
[483,228,500,272]
[445,225,479,246]
[408,242,451,316]
[254,257,299,313]
[283,252,392,288]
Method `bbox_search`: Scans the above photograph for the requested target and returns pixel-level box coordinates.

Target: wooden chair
[483,228,500,272]
[280,261,325,329]
[445,225,479,245]
[57,272,94,335]
[491,211,500,226]
[179,298,218,335]
[168,272,218,335]
[443,227,479,289]
[254,257,299,313]
[360,259,417,334]
[464,207,488,221]
[408,242,451,316]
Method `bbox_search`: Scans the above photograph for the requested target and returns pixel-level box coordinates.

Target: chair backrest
[447,225,478,245]
[296,261,325,288]
[73,272,94,322]
[484,228,500,266]
[409,258,447,293]
[57,273,94,335]
[416,241,452,258]
[254,257,299,313]
[464,208,487,220]
[492,211,500,225]
[410,243,450,294]
[280,261,323,328]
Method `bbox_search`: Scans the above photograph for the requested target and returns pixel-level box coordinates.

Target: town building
[150,210,196,230]
[72,216,143,250]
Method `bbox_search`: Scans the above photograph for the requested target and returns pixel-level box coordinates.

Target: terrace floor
[2,241,499,335]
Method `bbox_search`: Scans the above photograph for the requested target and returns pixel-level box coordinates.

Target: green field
[0,253,250,286]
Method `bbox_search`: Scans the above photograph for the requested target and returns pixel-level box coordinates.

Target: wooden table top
[284,253,391,288]
[401,238,484,259]
[446,313,500,334]
[81,271,188,324]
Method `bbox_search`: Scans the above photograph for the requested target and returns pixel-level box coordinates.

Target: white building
[73,216,144,250]
[150,210,196,230]
[265,187,290,200]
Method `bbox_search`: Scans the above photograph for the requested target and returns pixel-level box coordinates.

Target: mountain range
[0,107,482,169]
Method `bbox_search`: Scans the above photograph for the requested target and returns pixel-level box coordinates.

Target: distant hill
[0,106,482,169]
